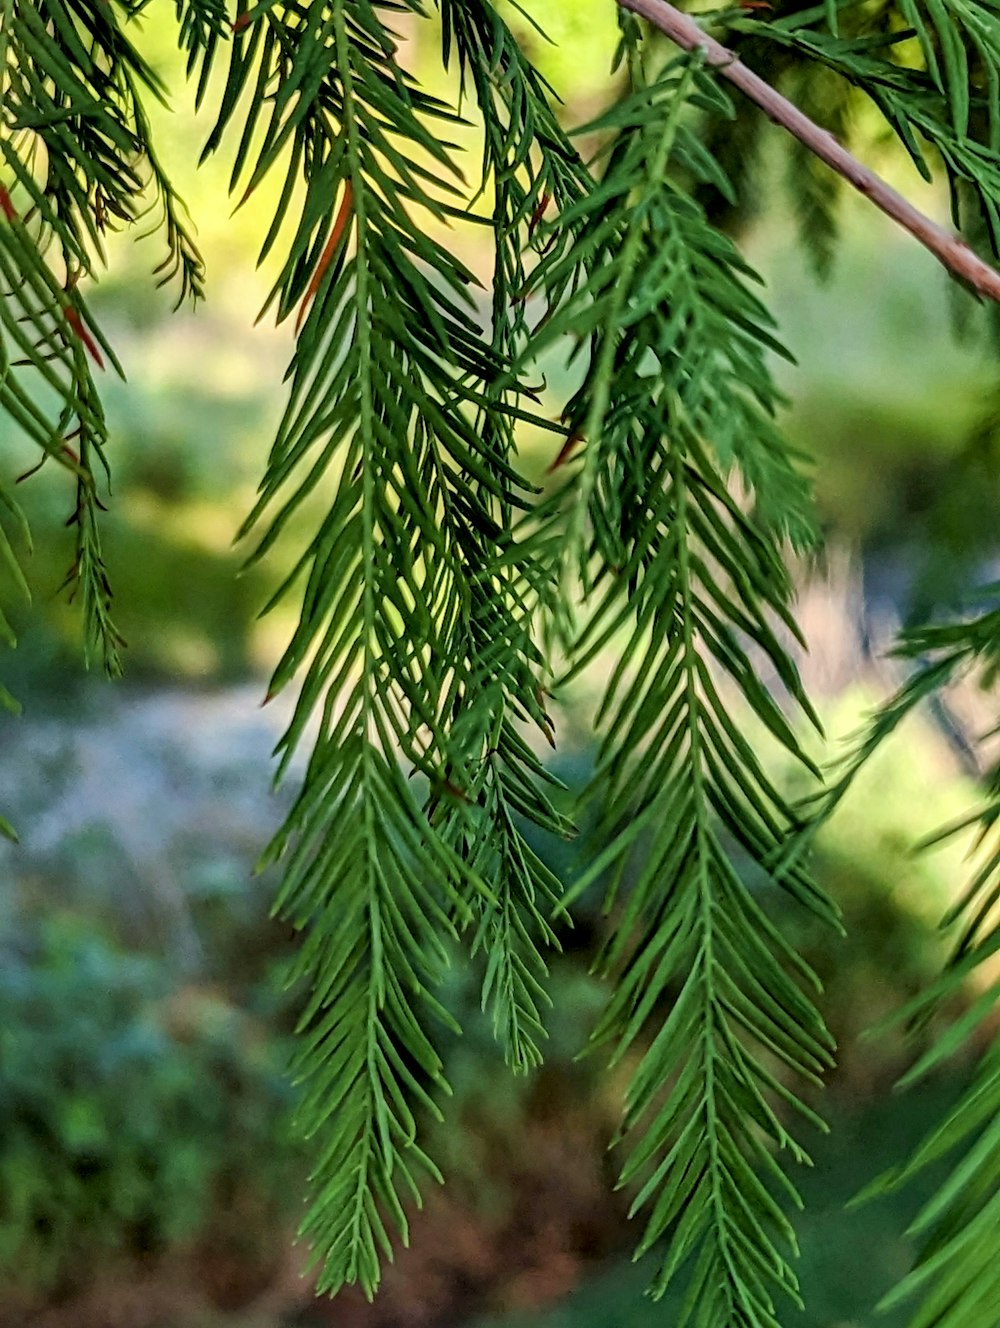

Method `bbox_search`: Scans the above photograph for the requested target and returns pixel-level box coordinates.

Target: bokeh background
[2,5,999,1326]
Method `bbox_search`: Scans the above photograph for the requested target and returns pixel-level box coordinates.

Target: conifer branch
[618,0,1000,302]
[7,5,1000,1321]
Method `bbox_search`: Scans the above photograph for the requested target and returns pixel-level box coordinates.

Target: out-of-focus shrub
[0,914,298,1301]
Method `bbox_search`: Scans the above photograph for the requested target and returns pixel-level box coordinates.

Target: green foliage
[524,52,835,1322]
[0,913,297,1293]
[2,2,1000,1326]
[802,596,1000,1328]
[732,1,1000,252]
[0,0,207,676]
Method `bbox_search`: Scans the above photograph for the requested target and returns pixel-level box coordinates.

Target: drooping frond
[807,596,1000,1328]
[180,0,581,1291]
[520,55,837,1323]
[1,0,206,678]
[431,0,596,1072]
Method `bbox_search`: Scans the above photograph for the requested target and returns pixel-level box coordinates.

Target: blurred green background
[1,5,998,1327]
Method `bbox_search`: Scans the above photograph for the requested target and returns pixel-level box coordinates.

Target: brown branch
[618,0,1000,303]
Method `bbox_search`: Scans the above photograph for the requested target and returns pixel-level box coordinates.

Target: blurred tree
[1,4,999,1327]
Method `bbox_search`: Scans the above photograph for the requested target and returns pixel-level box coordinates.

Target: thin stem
[618,0,1000,303]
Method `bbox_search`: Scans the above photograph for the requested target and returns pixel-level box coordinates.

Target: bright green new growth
[1,2,999,1326]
